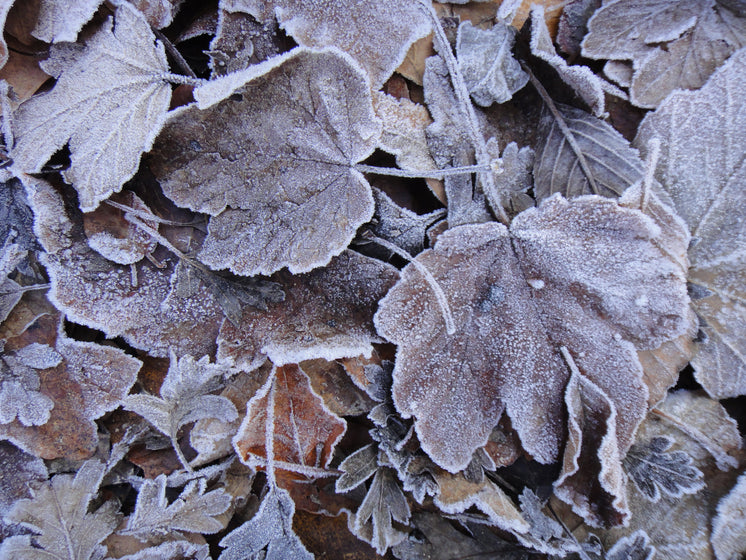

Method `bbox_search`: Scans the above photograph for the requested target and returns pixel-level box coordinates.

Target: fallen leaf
[455,20,528,106]
[606,530,656,560]
[711,471,746,560]
[0,441,47,540]
[0,460,119,560]
[11,2,172,211]
[0,50,50,104]
[582,0,746,108]
[353,467,411,555]
[128,0,184,29]
[233,364,346,477]
[218,487,313,560]
[117,540,210,560]
[225,0,430,89]
[635,47,746,398]
[151,47,381,276]
[336,443,379,494]
[0,0,15,69]
[556,0,601,58]
[30,0,103,43]
[217,250,398,371]
[375,195,690,474]
[300,358,376,417]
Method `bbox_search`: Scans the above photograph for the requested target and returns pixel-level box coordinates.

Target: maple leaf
[121,475,231,540]
[149,47,381,276]
[233,364,346,477]
[455,20,528,106]
[635,47,746,398]
[0,460,119,560]
[224,0,430,89]
[217,250,398,371]
[124,351,237,470]
[218,487,312,560]
[375,194,690,476]
[624,436,704,502]
[581,0,746,107]
[11,2,174,211]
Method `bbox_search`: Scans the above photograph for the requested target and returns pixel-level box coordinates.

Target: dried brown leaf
[0,441,46,540]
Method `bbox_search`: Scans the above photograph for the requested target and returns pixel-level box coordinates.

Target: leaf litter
[1,1,746,558]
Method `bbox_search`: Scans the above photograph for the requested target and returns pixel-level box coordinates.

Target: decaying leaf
[375,194,690,477]
[711,471,746,560]
[635,47,746,398]
[217,250,398,371]
[225,0,430,89]
[606,530,656,560]
[0,177,39,275]
[11,2,172,211]
[0,310,141,460]
[0,441,47,540]
[336,443,378,494]
[124,351,237,469]
[582,0,746,108]
[122,475,231,541]
[218,487,312,560]
[128,0,185,29]
[233,364,346,476]
[483,140,534,218]
[30,0,103,43]
[530,5,626,116]
[456,20,528,106]
[0,460,119,560]
[353,467,411,555]
[533,103,644,202]
[151,47,380,276]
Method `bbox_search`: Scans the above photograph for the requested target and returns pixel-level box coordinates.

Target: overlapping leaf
[375,194,691,486]
[712,471,746,560]
[11,3,172,211]
[635,47,746,398]
[30,0,103,43]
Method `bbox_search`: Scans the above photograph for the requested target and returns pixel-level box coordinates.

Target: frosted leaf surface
[606,531,656,560]
[0,460,118,560]
[354,468,411,555]
[127,0,185,28]
[534,103,644,202]
[0,311,141,460]
[0,441,47,540]
[624,436,704,502]
[219,487,312,560]
[31,0,103,43]
[711,471,746,560]
[483,140,534,218]
[582,0,746,108]
[11,3,172,211]
[455,20,528,106]
[225,0,430,89]
[0,178,40,274]
[217,250,398,371]
[151,48,379,276]
[118,540,210,560]
[530,5,626,117]
[0,1,14,69]
[375,195,690,476]
[635,47,746,398]
[370,188,445,256]
[0,342,59,426]
[123,475,231,540]
[336,443,378,493]
[233,364,346,474]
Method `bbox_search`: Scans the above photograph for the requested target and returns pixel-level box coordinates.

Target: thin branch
[355,162,495,179]
[521,63,600,196]
[160,72,207,87]
[152,27,198,79]
[265,369,278,488]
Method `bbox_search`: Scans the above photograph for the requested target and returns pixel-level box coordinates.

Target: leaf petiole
[355,162,500,179]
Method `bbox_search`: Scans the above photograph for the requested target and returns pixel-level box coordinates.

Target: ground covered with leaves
[1,0,745,559]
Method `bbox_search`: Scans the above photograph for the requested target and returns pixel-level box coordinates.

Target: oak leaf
[11,2,172,211]
[375,195,690,475]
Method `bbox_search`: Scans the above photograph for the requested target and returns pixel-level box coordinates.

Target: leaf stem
[355,162,495,179]
[160,72,208,87]
[152,27,198,79]
[364,234,456,335]
[265,370,278,488]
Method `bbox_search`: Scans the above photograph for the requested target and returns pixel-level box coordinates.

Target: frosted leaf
[0,441,47,540]
[606,531,656,560]
[624,436,704,503]
[124,351,237,469]
[122,475,231,540]
[555,0,601,59]
[118,540,209,560]
[83,192,158,265]
[151,48,379,276]
[554,364,628,528]
[483,140,534,218]
[225,0,430,89]
[0,311,141,460]
[218,487,312,560]
[353,468,411,555]
[635,47,746,398]
[375,195,690,477]
[518,488,563,543]
[127,0,185,28]
[233,364,346,475]
[31,0,103,43]
[335,443,378,493]
[0,249,26,325]
[0,460,119,560]
[455,20,528,106]
[372,92,439,176]
[217,250,398,371]
[534,103,644,202]
[0,178,39,274]
[434,471,529,533]
[0,1,14,69]
[582,0,746,108]
[712,472,746,560]
[300,358,375,417]
[530,5,626,117]
[604,60,634,88]
[25,177,224,358]
[11,3,172,211]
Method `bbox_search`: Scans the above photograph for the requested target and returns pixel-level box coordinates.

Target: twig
[355,162,495,179]
[152,27,198,79]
